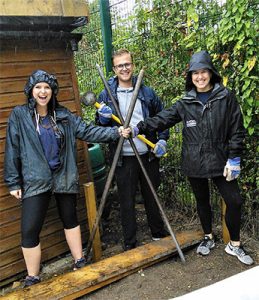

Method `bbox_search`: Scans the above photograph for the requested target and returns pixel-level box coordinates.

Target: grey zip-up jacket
[137,83,245,178]
[4,104,120,199]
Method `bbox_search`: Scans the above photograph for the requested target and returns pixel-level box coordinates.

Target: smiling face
[113,53,134,88]
[32,82,52,115]
[191,69,213,92]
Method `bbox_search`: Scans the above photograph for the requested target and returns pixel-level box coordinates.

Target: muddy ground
[81,199,259,300]
[1,194,259,299]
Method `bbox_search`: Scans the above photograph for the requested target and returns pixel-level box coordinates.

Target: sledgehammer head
[80,91,97,107]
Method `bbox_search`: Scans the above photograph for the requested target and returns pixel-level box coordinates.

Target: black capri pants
[21,191,79,248]
[188,176,243,241]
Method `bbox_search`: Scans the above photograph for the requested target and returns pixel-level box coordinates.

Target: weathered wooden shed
[0,0,92,285]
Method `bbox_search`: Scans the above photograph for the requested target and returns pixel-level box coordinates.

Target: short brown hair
[112,48,133,65]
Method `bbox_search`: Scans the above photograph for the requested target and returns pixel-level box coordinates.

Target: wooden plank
[0,155,5,177]
[0,99,76,124]
[0,74,72,94]
[0,195,17,212]
[1,230,203,300]
[0,87,75,108]
[0,61,72,79]
[221,199,230,243]
[0,241,69,281]
[0,218,87,255]
[84,182,102,262]
[0,0,89,17]
[61,0,89,17]
[0,49,71,63]
[0,198,85,225]
[0,110,11,125]
[0,139,5,153]
[0,207,87,247]
[0,126,6,139]
[0,220,20,240]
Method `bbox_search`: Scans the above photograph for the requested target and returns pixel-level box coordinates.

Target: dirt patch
[82,238,258,300]
[81,199,259,299]
[1,195,258,299]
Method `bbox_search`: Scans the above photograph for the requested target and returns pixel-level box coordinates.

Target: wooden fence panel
[0,42,91,283]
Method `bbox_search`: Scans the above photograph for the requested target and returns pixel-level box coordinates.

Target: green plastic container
[87,143,107,197]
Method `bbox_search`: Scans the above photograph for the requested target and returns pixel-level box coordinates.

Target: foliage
[74,0,106,97]
[74,0,258,233]
[208,0,258,136]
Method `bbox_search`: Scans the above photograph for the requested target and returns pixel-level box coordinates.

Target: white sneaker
[225,242,254,265]
[197,236,215,256]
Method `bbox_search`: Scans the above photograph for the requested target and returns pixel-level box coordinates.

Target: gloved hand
[98,103,112,124]
[130,125,139,138]
[153,139,167,158]
[223,157,241,181]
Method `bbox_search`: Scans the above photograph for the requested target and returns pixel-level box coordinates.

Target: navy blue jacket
[96,76,169,158]
[4,104,120,199]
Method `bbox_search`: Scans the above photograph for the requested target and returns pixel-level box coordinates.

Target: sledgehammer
[80,91,157,150]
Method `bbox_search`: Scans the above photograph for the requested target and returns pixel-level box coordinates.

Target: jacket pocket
[211,142,228,171]
[181,143,201,175]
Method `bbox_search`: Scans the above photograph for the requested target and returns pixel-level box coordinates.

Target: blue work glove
[130,126,139,138]
[153,139,167,158]
[98,103,112,125]
[223,157,241,181]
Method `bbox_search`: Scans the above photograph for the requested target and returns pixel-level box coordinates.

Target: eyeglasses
[113,63,133,71]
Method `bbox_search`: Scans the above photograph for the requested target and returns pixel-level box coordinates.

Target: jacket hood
[186,50,222,91]
[24,70,59,115]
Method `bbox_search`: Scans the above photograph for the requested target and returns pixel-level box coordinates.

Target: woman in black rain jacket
[136,50,254,266]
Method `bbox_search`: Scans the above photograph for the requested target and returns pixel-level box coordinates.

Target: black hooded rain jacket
[137,52,245,178]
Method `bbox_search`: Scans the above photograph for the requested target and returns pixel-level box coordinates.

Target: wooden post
[84,182,102,261]
[221,199,230,243]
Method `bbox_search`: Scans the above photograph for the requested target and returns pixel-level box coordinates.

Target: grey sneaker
[197,236,215,255]
[225,242,254,265]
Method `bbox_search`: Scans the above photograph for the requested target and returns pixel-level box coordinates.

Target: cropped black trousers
[21,191,79,248]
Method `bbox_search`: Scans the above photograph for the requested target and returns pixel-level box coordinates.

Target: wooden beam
[0,0,89,17]
[2,230,203,300]
[221,199,230,243]
[83,182,102,262]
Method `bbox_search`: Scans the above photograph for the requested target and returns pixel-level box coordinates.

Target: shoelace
[75,257,86,268]
[200,237,212,247]
[233,245,246,257]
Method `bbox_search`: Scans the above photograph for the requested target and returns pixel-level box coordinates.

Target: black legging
[188,176,243,241]
[21,191,79,248]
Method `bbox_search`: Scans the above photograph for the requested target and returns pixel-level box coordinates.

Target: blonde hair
[112,48,133,65]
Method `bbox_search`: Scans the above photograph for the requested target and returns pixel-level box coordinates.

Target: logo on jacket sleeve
[186,120,197,127]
